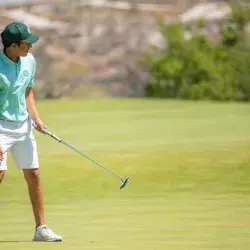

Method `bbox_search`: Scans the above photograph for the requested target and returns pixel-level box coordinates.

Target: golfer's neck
[4,48,19,63]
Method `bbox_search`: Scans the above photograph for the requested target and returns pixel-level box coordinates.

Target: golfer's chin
[21,51,29,57]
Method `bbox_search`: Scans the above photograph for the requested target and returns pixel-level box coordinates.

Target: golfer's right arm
[0,147,3,161]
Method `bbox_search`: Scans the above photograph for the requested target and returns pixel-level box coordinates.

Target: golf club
[41,129,130,189]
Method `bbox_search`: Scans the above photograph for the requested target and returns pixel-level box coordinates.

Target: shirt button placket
[16,64,20,78]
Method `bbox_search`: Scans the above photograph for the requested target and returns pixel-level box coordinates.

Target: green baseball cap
[1,22,39,44]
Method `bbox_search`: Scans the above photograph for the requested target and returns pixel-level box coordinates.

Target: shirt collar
[0,50,21,68]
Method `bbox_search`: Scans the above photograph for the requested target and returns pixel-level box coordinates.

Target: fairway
[1,99,250,250]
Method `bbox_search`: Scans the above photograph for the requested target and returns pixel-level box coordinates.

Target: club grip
[43,129,62,142]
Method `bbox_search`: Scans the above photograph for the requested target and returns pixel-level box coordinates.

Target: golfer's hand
[33,118,47,133]
[0,147,3,161]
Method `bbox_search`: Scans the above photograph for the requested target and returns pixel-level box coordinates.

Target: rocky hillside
[0,0,229,98]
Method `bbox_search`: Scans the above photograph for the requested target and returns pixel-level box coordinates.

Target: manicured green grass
[1,99,250,249]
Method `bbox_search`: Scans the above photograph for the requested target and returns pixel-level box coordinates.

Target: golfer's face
[19,41,32,56]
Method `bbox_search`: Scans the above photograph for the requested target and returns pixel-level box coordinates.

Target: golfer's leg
[0,125,13,183]
[23,169,45,227]
[10,130,43,227]
[0,150,9,183]
[10,131,62,241]
[0,148,7,183]
[0,170,6,183]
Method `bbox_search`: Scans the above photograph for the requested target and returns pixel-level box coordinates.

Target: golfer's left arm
[26,87,47,132]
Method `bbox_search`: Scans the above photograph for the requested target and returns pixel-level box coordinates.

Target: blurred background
[1,0,249,101]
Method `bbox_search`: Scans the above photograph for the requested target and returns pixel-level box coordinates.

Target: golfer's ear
[9,43,16,48]
[11,42,20,48]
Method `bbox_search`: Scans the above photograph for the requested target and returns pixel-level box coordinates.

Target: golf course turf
[1,99,250,249]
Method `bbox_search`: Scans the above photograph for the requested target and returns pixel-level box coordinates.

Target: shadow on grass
[0,241,32,243]
[0,240,62,243]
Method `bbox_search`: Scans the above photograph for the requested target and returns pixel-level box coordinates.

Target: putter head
[120,178,130,189]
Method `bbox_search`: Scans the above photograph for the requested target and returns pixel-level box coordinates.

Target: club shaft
[44,130,123,181]
[62,141,123,181]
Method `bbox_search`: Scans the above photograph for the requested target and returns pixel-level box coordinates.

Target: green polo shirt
[0,51,36,123]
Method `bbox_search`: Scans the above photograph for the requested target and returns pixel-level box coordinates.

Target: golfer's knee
[0,170,6,183]
[23,169,40,184]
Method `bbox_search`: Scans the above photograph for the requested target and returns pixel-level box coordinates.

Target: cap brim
[23,33,39,44]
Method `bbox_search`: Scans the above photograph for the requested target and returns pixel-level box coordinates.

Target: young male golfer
[0,22,62,242]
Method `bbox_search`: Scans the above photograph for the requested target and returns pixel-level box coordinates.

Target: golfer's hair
[1,32,20,48]
[1,32,9,48]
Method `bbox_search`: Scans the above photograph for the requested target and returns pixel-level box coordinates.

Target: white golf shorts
[0,117,39,171]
